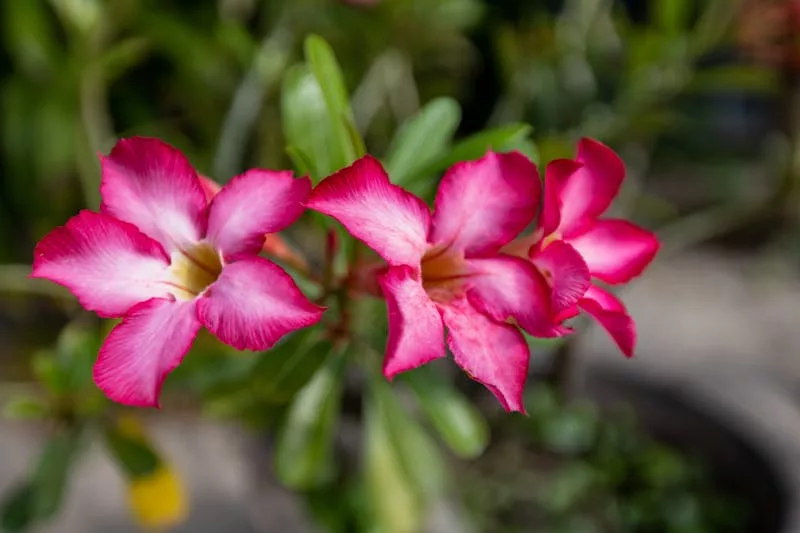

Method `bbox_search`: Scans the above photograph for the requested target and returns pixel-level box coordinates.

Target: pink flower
[31,137,324,407]
[506,138,659,357]
[308,152,565,412]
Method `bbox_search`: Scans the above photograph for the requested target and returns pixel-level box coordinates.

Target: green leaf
[2,396,48,420]
[371,379,446,498]
[252,330,334,404]
[364,394,423,533]
[385,97,461,185]
[55,319,101,391]
[31,352,68,395]
[281,64,338,182]
[1,482,35,532]
[94,37,151,84]
[304,35,363,165]
[103,426,160,479]
[274,348,345,489]
[654,0,691,33]
[429,123,534,173]
[404,366,488,459]
[30,429,83,520]
[285,145,315,178]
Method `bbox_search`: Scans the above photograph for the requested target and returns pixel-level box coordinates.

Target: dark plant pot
[577,359,799,533]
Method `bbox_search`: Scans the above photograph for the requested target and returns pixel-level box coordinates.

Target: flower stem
[548,337,576,402]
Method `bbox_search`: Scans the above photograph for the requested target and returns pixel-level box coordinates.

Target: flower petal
[94,298,201,407]
[100,137,207,253]
[207,169,311,260]
[548,138,625,236]
[197,256,324,351]
[540,159,583,236]
[466,255,567,338]
[566,219,659,284]
[440,298,530,413]
[378,265,445,379]
[308,155,430,266]
[431,151,540,255]
[31,210,171,317]
[530,240,591,314]
[578,285,635,357]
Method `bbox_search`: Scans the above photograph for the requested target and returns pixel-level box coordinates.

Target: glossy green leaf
[304,35,363,165]
[2,396,49,420]
[285,145,315,178]
[281,64,337,182]
[364,394,423,533]
[274,348,345,489]
[103,425,161,479]
[30,429,83,520]
[371,379,446,498]
[385,97,461,185]
[429,123,534,173]
[404,366,488,459]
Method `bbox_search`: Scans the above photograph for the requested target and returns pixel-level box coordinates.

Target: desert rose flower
[308,152,565,412]
[31,137,324,407]
[506,139,659,357]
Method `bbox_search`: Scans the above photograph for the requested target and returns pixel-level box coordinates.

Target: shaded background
[1,0,800,532]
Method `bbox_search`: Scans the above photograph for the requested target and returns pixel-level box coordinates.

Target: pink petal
[540,159,583,236]
[94,298,201,407]
[431,151,540,256]
[308,155,430,266]
[566,219,659,284]
[207,169,311,261]
[466,255,566,338]
[378,265,445,379]
[31,210,171,318]
[440,298,530,413]
[197,256,324,351]
[578,285,635,357]
[548,138,625,236]
[582,284,625,312]
[100,137,208,253]
[530,240,591,314]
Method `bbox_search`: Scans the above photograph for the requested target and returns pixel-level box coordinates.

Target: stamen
[168,242,223,300]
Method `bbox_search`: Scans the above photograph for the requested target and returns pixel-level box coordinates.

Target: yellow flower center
[169,242,223,300]
[421,245,469,303]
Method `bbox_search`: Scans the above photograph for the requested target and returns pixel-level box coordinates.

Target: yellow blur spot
[116,416,188,530]
[128,464,188,530]
[540,231,561,250]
